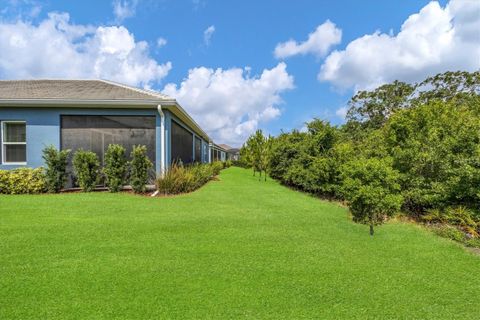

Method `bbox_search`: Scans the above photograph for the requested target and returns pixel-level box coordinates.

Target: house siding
[0,107,209,172]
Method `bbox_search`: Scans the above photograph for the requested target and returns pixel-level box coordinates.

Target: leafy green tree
[42,145,70,193]
[103,144,127,192]
[346,81,415,132]
[259,134,273,181]
[340,157,403,235]
[130,145,153,194]
[383,100,480,213]
[415,71,480,105]
[72,150,99,192]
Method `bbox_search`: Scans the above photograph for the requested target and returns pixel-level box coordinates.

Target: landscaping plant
[42,145,70,193]
[340,157,403,235]
[0,168,46,194]
[210,161,223,176]
[103,144,127,192]
[72,149,99,192]
[130,145,152,193]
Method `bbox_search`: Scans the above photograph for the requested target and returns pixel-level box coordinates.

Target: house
[217,144,240,161]
[0,79,212,177]
[210,143,227,162]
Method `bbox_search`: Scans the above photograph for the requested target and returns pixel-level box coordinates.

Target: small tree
[130,145,152,193]
[259,135,273,181]
[103,144,127,192]
[340,157,403,235]
[42,145,70,193]
[72,150,99,192]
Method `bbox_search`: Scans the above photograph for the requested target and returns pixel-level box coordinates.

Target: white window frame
[1,121,27,165]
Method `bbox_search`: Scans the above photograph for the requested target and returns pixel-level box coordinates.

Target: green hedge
[0,168,46,194]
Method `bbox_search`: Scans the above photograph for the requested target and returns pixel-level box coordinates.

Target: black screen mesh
[61,115,156,166]
[194,137,201,162]
[171,120,193,165]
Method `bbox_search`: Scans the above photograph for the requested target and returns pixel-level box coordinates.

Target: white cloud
[319,0,480,91]
[274,20,342,59]
[156,37,167,48]
[203,25,215,46]
[335,106,348,119]
[163,63,294,145]
[0,12,172,88]
[112,0,138,23]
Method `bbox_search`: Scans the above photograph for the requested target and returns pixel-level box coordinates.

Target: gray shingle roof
[0,79,172,101]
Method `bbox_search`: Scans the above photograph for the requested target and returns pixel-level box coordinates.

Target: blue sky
[0,0,478,145]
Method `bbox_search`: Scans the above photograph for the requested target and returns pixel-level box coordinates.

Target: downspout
[157,104,165,176]
[208,142,213,163]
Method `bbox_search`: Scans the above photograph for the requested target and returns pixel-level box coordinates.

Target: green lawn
[1,167,479,319]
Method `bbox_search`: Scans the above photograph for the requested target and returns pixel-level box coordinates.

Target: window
[194,137,202,162]
[61,115,156,166]
[203,143,208,163]
[2,121,26,164]
[171,120,193,165]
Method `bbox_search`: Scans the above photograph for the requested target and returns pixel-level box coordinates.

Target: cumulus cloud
[163,63,294,145]
[0,12,172,88]
[156,37,167,48]
[319,0,480,91]
[203,25,215,46]
[112,0,138,23]
[274,20,342,59]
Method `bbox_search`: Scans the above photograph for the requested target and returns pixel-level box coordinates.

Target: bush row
[72,145,152,193]
[0,144,152,194]
[242,71,480,240]
[1,146,228,195]
[155,161,225,195]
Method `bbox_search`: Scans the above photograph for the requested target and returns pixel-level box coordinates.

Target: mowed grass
[0,167,479,319]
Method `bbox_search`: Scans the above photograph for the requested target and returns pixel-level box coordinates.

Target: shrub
[422,206,478,237]
[232,159,249,168]
[224,160,232,168]
[211,161,223,176]
[42,145,70,193]
[130,145,152,194]
[0,168,46,194]
[431,225,465,243]
[103,144,127,192]
[156,163,214,195]
[72,150,99,192]
[340,157,403,235]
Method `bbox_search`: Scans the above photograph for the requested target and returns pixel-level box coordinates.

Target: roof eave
[0,98,212,142]
[0,98,176,106]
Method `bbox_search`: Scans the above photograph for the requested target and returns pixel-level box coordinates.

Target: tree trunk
[369,223,374,236]
[264,172,267,182]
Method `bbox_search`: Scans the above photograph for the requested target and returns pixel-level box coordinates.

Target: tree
[242,130,272,181]
[383,100,480,213]
[415,70,480,105]
[259,135,273,181]
[346,81,415,132]
[340,157,403,235]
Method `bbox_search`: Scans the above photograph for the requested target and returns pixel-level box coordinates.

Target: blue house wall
[0,107,209,172]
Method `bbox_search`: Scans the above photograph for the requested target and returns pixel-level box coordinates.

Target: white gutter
[208,142,213,163]
[157,104,166,176]
[0,98,176,106]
